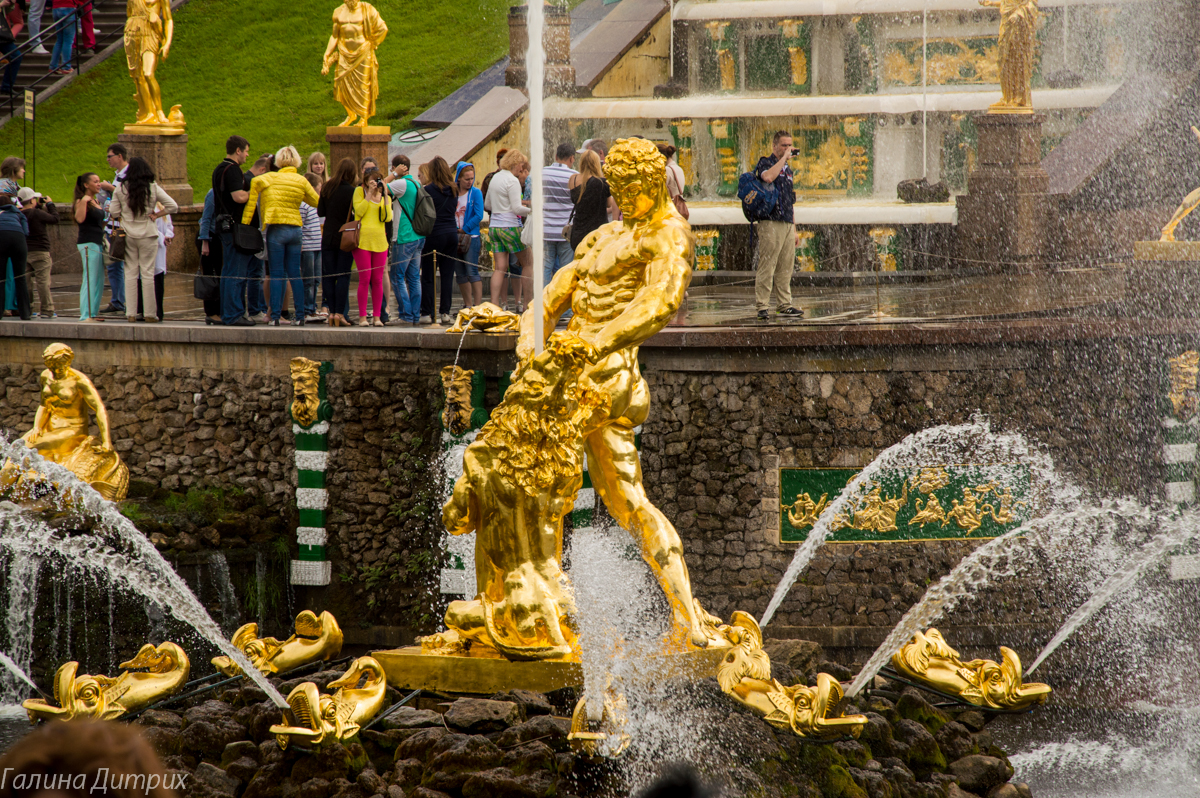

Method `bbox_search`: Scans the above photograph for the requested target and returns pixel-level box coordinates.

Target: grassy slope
[1,0,513,202]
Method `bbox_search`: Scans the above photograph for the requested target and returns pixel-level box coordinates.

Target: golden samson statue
[322,0,388,127]
[423,138,715,661]
[979,0,1038,113]
[1,343,128,501]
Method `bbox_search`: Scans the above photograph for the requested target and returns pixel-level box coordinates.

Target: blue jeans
[220,234,251,324]
[0,41,20,93]
[49,8,75,72]
[267,225,304,320]
[247,253,266,316]
[301,250,322,316]
[390,239,422,322]
[104,240,125,310]
[543,240,574,285]
[456,236,482,284]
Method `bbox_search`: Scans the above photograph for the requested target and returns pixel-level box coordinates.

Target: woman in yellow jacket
[353,166,393,326]
[242,145,321,326]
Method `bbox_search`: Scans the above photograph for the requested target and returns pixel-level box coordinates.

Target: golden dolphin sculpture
[269,656,387,749]
[23,642,190,722]
[890,628,1050,711]
[717,612,866,739]
[212,611,343,676]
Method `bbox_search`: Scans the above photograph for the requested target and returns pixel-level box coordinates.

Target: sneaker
[419,314,433,325]
[229,316,254,327]
[249,313,268,324]
[39,312,57,319]
[439,313,453,325]
[757,309,769,321]
[80,48,94,56]
[100,303,123,314]
[776,306,803,317]
[30,45,47,55]
[144,316,160,323]
[304,314,325,324]
[270,318,290,326]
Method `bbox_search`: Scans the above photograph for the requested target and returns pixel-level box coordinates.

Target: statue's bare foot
[691,627,710,648]
[354,118,370,128]
[1162,229,1177,243]
[337,114,357,127]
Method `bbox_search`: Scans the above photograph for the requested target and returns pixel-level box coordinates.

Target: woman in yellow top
[242,145,321,326]
[352,166,393,326]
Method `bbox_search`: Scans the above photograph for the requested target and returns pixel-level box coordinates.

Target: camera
[790,147,801,157]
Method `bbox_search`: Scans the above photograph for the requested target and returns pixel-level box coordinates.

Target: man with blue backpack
[739,130,803,321]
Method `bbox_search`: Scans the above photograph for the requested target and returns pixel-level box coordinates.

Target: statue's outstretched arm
[517,263,578,361]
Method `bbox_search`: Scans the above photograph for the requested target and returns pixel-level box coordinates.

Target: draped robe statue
[980,0,1038,112]
[321,0,387,127]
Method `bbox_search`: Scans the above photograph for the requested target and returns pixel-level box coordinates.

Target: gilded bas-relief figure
[1167,350,1200,421]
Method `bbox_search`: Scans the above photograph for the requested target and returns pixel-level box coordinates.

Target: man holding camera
[18,187,57,318]
[753,131,802,321]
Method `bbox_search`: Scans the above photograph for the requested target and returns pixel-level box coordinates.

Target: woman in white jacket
[484,149,530,309]
[108,157,178,323]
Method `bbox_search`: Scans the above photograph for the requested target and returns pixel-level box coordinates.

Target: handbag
[672,194,690,221]
[338,203,360,252]
[106,229,126,261]
[561,204,576,242]
[193,273,219,301]
[456,230,471,256]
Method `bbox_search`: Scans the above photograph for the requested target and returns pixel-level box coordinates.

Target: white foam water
[0,438,289,708]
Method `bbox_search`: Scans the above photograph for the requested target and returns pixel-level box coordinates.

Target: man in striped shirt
[541,142,578,285]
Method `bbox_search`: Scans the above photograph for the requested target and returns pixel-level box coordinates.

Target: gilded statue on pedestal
[24,643,190,722]
[520,137,715,650]
[269,657,387,749]
[0,343,129,501]
[322,0,388,127]
[891,628,1050,710]
[212,611,343,676]
[979,0,1038,113]
[123,0,185,131]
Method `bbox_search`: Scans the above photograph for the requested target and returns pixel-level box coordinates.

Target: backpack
[397,177,436,237]
[737,171,777,222]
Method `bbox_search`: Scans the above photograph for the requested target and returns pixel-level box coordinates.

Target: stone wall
[0,324,1182,667]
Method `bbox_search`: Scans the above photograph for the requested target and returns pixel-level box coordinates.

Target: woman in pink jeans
[352,166,392,326]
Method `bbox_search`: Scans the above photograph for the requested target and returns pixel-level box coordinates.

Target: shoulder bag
[215,163,263,254]
[562,178,586,242]
[338,200,360,252]
[106,228,127,260]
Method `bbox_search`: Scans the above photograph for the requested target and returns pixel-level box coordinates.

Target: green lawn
[2,0,515,202]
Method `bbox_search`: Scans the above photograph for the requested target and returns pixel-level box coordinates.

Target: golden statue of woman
[124,0,184,130]
[321,0,388,127]
[979,0,1038,113]
[1,343,128,501]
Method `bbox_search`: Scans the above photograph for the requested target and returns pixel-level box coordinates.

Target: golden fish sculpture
[212,611,343,677]
[23,642,190,722]
[445,301,521,334]
[717,612,866,739]
[891,628,1050,711]
[269,656,387,749]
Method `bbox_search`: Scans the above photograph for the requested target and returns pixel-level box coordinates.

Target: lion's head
[290,358,322,428]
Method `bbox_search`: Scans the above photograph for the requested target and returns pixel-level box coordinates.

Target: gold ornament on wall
[1168,349,1200,421]
[290,357,323,428]
[440,365,476,437]
[212,611,344,676]
[891,628,1050,710]
[24,643,190,722]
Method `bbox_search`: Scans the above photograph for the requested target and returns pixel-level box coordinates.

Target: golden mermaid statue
[1,343,128,501]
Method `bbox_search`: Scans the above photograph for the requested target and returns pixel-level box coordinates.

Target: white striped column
[293,420,332,585]
[1165,351,1200,508]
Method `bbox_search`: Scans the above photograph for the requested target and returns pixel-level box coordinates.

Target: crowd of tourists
[0,134,723,326]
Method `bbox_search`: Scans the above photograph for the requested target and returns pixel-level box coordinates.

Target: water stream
[0,650,39,696]
[0,438,289,708]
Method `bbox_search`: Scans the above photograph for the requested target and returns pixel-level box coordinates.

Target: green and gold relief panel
[779,464,1031,543]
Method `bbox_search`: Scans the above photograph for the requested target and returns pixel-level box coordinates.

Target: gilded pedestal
[955,113,1048,270]
[326,127,390,177]
[117,132,193,206]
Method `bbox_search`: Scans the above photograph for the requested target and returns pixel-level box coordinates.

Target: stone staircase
[13,0,127,89]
